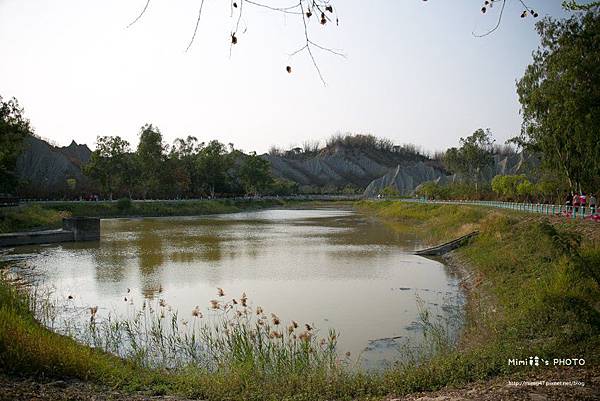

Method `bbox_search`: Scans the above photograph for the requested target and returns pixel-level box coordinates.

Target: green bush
[116,197,132,211]
[0,205,67,233]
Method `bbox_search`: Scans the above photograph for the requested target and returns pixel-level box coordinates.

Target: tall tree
[136,124,165,198]
[196,140,232,198]
[516,10,600,192]
[0,96,30,193]
[443,129,494,191]
[239,152,273,196]
[84,136,131,200]
[170,136,203,197]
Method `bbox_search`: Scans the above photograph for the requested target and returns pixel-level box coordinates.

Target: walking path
[399,198,600,222]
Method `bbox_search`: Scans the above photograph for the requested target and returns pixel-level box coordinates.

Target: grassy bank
[0,278,375,400]
[0,199,286,234]
[0,281,168,392]
[0,205,68,233]
[359,201,600,387]
[1,200,598,400]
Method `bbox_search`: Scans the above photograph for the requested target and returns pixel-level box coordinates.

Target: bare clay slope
[263,143,446,192]
[16,136,92,196]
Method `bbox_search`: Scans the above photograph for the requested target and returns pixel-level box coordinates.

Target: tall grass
[2,272,466,400]
[38,290,340,376]
[356,200,487,243]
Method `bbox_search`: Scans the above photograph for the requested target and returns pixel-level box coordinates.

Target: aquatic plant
[32,287,340,376]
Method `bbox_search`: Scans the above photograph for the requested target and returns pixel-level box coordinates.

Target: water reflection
[11,208,464,368]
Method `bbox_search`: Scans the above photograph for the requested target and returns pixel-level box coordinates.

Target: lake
[6,208,464,370]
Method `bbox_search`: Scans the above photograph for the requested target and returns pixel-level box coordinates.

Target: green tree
[84,136,132,200]
[516,179,535,201]
[169,136,203,197]
[136,124,165,198]
[535,178,564,203]
[0,96,30,193]
[416,181,442,200]
[491,174,529,200]
[120,153,140,199]
[238,152,273,196]
[196,140,232,198]
[341,184,359,195]
[443,129,494,192]
[516,10,600,192]
[562,1,600,11]
[269,178,299,196]
[381,185,400,197]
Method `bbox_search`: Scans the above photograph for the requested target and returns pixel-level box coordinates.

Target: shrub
[116,197,132,211]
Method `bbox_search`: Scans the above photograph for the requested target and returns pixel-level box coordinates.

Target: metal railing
[410,198,598,220]
[19,194,363,204]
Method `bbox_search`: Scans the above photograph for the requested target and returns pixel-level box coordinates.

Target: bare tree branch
[185,0,206,53]
[245,0,302,15]
[126,0,151,29]
[473,0,507,37]
[298,1,326,85]
[126,0,343,85]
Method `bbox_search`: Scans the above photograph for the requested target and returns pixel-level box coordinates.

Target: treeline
[0,95,30,194]
[268,133,427,161]
[84,124,298,200]
[416,176,567,204]
[416,128,570,203]
[416,10,600,201]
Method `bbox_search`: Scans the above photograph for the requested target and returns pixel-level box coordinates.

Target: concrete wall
[0,217,100,247]
[0,229,74,247]
[62,217,100,241]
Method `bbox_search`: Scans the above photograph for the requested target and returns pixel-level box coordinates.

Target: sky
[0,0,573,154]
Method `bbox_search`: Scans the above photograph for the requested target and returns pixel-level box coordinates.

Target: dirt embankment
[393,366,599,401]
[2,366,598,401]
[0,374,194,401]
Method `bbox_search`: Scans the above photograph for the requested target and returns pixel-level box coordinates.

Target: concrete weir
[414,231,479,256]
[0,217,100,247]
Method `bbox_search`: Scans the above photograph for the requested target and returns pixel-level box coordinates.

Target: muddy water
[8,208,463,370]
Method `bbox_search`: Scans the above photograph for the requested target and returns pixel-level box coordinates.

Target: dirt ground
[1,366,598,401]
[0,374,194,401]
[395,366,599,401]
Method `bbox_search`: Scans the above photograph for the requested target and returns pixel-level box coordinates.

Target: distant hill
[364,151,540,197]
[13,134,539,198]
[16,135,92,197]
[263,137,447,194]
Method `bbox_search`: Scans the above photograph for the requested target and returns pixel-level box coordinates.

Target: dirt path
[394,366,599,400]
[0,374,196,401]
[2,366,598,401]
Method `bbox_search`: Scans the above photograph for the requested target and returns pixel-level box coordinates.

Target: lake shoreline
[1,200,598,400]
[6,207,455,370]
[356,200,599,394]
[0,199,362,234]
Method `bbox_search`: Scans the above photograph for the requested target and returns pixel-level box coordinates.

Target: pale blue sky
[0,1,573,153]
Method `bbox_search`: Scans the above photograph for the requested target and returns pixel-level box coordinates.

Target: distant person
[565,193,572,211]
[589,193,597,215]
[573,193,581,214]
[580,193,587,211]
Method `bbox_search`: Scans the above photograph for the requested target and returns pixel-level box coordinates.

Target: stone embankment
[0,217,99,247]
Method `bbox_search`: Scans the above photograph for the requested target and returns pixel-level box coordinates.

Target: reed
[30,288,342,377]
